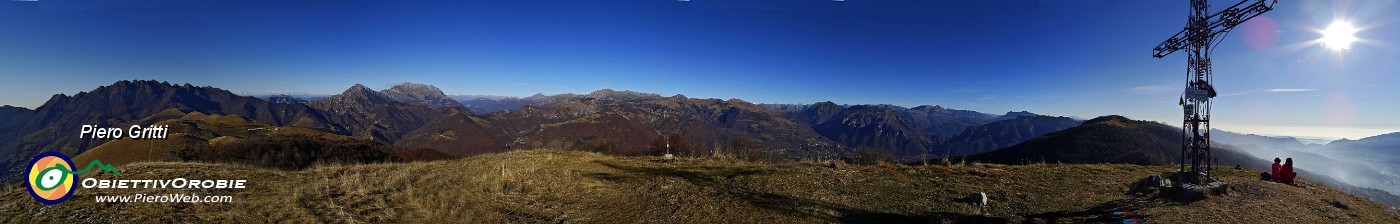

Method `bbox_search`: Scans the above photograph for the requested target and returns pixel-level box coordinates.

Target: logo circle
[26,151,76,205]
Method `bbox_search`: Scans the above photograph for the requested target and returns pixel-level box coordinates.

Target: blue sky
[1,0,1398,140]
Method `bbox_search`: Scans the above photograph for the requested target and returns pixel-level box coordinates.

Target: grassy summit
[3,150,1396,223]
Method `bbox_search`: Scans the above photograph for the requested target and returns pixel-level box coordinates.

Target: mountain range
[0,80,1071,175]
[0,81,338,171]
[1210,129,1400,202]
[3,80,1399,207]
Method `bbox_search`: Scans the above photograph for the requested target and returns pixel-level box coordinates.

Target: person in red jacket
[1281,158,1296,184]
[1270,157,1282,181]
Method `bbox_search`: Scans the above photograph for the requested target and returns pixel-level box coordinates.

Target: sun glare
[1320,21,1357,50]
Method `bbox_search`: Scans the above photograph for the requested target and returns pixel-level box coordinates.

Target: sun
[1320,21,1358,50]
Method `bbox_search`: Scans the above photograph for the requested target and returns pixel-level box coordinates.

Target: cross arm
[1152,0,1278,58]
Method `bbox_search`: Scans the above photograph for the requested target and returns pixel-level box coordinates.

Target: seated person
[1271,157,1282,181]
[1262,157,1282,181]
[1281,158,1296,184]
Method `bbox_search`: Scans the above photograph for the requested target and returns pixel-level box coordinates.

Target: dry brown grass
[73,111,354,167]
[3,150,1397,223]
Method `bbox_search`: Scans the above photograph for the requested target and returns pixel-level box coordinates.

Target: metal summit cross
[1152,0,1276,180]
